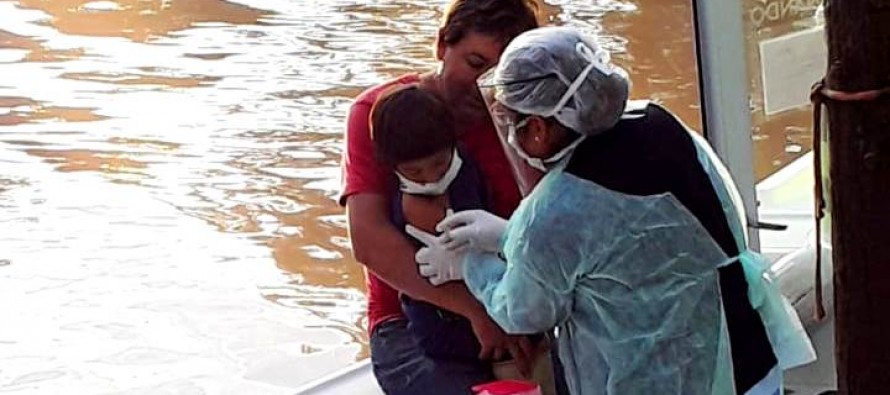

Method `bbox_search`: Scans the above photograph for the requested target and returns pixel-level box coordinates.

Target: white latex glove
[435,209,507,253]
[405,224,466,286]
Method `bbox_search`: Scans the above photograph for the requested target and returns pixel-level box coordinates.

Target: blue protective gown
[688,131,816,374]
[463,164,735,395]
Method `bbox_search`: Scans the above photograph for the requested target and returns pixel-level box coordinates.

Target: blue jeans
[370,319,493,395]
[401,296,482,362]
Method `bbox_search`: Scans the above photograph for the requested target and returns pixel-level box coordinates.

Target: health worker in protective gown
[407,26,815,395]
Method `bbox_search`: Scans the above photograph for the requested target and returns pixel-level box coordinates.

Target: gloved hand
[405,224,467,286]
[436,209,508,253]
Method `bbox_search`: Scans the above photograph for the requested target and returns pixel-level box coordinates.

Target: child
[369,83,490,363]
[370,84,558,395]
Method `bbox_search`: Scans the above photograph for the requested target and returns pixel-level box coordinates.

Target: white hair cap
[491,26,630,135]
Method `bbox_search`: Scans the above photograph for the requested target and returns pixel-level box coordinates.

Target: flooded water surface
[0,0,813,393]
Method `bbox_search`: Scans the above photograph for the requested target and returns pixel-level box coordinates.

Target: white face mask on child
[396,149,463,196]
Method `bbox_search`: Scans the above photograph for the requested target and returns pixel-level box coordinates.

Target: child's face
[395,148,453,184]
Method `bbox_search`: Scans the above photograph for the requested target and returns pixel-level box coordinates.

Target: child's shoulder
[447,147,489,211]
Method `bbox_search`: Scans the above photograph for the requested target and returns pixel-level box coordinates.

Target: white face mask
[396,149,463,196]
[497,43,610,173]
[506,118,586,172]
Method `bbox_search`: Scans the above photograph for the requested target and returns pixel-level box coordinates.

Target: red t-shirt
[339,74,521,333]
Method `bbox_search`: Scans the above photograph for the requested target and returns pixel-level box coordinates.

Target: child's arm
[401,194,449,235]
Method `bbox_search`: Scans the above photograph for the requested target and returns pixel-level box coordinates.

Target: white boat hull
[295,359,383,395]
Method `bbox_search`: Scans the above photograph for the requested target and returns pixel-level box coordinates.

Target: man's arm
[347,193,532,365]
[347,193,483,313]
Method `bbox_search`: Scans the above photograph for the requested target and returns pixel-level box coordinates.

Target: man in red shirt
[339,1,540,393]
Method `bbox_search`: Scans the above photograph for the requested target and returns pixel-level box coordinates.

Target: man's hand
[469,313,535,378]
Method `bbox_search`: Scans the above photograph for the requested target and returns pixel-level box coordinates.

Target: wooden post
[824,0,890,393]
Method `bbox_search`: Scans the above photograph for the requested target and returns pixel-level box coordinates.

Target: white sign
[758,26,828,115]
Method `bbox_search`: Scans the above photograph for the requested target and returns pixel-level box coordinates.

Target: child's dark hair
[370,85,456,165]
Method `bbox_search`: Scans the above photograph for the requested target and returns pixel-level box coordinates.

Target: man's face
[436,32,504,121]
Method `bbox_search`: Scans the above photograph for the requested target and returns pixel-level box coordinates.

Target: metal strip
[692,0,762,250]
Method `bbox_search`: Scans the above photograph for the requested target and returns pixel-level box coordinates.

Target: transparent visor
[478,69,548,197]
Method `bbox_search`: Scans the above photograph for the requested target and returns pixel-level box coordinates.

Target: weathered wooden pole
[824,0,890,393]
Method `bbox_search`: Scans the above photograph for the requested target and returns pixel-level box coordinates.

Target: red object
[339,74,521,333]
[472,380,540,395]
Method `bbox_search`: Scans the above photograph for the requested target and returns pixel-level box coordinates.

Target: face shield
[478,44,601,197]
[479,79,546,197]
[478,27,631,196]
